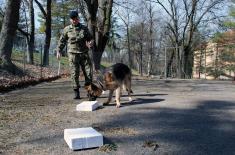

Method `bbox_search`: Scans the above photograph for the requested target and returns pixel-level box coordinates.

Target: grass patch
[98,144,117,152]
[142,140,159,151]
[11,50,69,67]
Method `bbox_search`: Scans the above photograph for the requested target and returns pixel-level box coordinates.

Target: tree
[51,0,72,40]
[81,0,114,70]
[105,16,121,63]
[129,22,146,76]
[17,0,35,64]
[151,0,224,78]
[220,46,235,78]
[145,0,155,76]
[224,0,235,29]
[0,7,3,30]
[115,0,135,69]
[35,0,52,66]
[0,0,21,73]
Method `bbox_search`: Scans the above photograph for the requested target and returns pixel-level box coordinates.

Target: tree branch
[195,0,222,27]
[34,0,47,17]
[149,0,173,18]
[17,27,30,37]
[0,7,4,17]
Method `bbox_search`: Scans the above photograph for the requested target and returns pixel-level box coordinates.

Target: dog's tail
[123,73,133,94]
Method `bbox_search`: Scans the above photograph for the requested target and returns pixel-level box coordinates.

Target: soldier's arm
[56,27,68,53]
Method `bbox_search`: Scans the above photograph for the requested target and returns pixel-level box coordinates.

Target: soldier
[56,10,94,100]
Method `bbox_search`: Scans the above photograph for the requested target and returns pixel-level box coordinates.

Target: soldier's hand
[86,40,94,49]
[56,51,61,60]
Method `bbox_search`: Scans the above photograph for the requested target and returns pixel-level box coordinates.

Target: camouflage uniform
[57,23,93,89]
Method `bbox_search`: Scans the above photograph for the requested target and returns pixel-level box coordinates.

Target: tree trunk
[183,46,193,78]
[0,0,21,72]
[43,0,51,66]
[127,26,133,68]
[93,50,103,70]
[85,0,113,70]
[147,1,154,77]
[27,0,35,64]
[140,44,143,76]
[198,48,204,79]
[176,44,183,78]
[167,51,175,78]
[147,53,153,76]
[27,37,34,64]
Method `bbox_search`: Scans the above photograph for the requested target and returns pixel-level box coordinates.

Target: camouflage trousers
[68,52,92,89]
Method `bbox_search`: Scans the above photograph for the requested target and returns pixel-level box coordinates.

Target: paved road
[1,78,235,155]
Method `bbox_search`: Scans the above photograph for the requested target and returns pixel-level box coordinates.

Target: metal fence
[12,43,65,80]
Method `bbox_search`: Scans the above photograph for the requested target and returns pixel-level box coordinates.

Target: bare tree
[129,22,146,76]
[0,0,21,73]
[81,0,113,70]
[144,0,155,76]
[35,0,52,66]
[0,7,4,30]
[17,0,35,64]
[115,0,135,68]
[27,0,35,64]
[151,0,223,78]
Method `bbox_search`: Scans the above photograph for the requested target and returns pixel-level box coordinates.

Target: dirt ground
[1,78,235,155]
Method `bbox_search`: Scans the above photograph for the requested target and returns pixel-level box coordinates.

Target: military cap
[69,10,78,19]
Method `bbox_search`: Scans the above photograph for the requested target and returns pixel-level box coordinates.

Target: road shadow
[99,100,235,154]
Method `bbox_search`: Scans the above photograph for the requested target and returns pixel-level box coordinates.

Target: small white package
[64,127,103,150]
[76,101,100,111]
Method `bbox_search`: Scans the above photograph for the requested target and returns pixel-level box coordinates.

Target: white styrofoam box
[76,101,100,111]
[64,127,103,150]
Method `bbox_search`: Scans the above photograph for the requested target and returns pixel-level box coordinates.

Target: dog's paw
[103,102,109,106]
[116,104,121,108]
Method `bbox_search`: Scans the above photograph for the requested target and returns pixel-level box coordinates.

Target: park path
[1,78,235,155]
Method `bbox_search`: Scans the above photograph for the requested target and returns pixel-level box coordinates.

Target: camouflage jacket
[57,23,92,54]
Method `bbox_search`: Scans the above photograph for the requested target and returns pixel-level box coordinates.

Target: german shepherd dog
[85,63,133,108]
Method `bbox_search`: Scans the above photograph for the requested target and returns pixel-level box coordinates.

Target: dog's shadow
[123,93,168,97]
[121,98,165,107]
[99,93,168,99]
[101,93,166,107]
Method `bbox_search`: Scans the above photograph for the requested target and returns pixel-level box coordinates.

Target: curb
[0,76,62,93]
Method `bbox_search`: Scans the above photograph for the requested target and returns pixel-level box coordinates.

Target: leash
[95,71,105,90]
[88,45,94,81]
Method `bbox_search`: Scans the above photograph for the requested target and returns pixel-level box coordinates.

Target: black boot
[74,89,81,99]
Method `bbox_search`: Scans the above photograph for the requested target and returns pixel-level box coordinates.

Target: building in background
[193,30,235,80]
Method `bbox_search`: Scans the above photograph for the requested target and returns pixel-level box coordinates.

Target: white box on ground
[64,127,103,150]
[76,101,100,111]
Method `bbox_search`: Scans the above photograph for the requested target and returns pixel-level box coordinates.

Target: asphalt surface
[1,78,235,155]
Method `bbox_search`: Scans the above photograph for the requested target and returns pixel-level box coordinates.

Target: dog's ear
[91,83,97,90]
[104,72,113,82]
[91,83,100,92]
[90,83,103,97]
[84,85,91,91]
